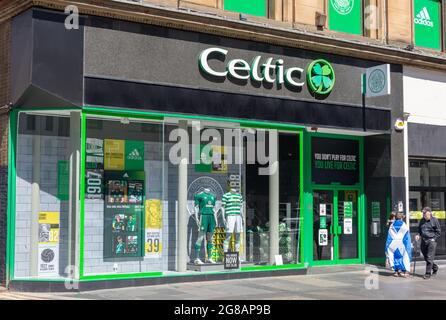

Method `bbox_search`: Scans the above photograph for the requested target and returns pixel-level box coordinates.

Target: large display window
[80,115,303,276]
[9,109,307,281]
[83,117,165,275]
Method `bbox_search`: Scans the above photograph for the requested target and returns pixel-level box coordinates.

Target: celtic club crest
[368,69,386,94]
[307,59,336,95]
[331,0,355,15]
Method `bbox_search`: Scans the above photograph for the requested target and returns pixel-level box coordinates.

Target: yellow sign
[38,212,59,224]
[410,211,446,220]
[145,200,163,256]
[38,212,60,245]
[145,200,162,229]
[104,139,125,170]
[211,146,228,173]
[344,191,357,204]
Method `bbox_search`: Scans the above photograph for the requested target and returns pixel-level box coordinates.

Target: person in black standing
[415,207,441,279]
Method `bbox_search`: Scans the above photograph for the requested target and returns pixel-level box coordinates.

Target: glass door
[313,189,360,264]
[313,190,334,261]
[337,190,359,261]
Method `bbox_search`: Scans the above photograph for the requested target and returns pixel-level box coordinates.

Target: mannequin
[193,188,217,264]
[222,188,244,256]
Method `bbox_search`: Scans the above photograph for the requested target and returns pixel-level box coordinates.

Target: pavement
[1,261,446,300]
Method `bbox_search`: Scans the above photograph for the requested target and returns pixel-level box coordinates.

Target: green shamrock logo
[307,59,336,95]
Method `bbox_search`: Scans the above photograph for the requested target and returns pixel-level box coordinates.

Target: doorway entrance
[312,189,361,265]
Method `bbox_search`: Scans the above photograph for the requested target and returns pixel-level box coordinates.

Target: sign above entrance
[198,47,336,95]
[312,137,360,185]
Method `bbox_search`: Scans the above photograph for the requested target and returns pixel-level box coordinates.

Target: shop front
[5,8,404,290]
[404,66,446,258]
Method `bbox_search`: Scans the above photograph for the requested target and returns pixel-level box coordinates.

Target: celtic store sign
[199,47,336,96]
[329,0,361,35]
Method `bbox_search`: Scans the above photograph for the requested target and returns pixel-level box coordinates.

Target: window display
[13,114,302,279]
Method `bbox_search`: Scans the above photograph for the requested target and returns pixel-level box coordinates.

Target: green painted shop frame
[6,106,367,284]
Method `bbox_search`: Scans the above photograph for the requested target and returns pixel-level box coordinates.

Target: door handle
[337,225,342,235]
[329,225,333,235]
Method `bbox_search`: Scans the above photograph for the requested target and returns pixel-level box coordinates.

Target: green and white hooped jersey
[222,192,243,216]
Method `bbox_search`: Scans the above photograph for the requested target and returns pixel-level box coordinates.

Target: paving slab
[2,262,446,300]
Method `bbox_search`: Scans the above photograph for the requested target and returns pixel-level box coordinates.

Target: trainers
[423,273,431,280]
[207,258,217,264]
[400,272,410,278]
[194,258,204,265]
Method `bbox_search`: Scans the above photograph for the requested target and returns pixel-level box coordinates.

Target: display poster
[228,174,242,194]
[320,216,327,229]
[125,140,145,171]
[104,171,145,258]
[328,0,362,35]
[104,139,125,170]
[57,161,69,201]
[318,229,328,246]
[86,138,104,200]
[312,137,359,185]
[38,212,60,276]
[343,201,353,235]
[345,191,357,203]
[195,144,213,173]
[86,169,104,200]
[224,252,240,270]
[145,199,163,257]
[320,204,327,216]
[212,227,226,262]
[414,0,441,50]
[86,138,104,169]
[211,146,228,174]
[371,201,380,221]
[371,201,381,236]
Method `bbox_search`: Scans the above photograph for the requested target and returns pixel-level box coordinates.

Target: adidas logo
[414,7,434,27]
[127,149,142,160]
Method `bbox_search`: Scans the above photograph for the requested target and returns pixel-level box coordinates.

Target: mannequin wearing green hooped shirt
[193,188,217,265]
[222,188,244,256]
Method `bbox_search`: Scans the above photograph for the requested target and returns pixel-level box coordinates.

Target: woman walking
[385,212,412,277]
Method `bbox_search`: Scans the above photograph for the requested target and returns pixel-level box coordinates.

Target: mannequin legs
[195,231,214,260]
[223,232,240,252]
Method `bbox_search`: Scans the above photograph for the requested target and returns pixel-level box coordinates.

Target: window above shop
[409,159,446,188]
[224,0,268,17]
[108,1,445,54]
[413,0,443,51]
